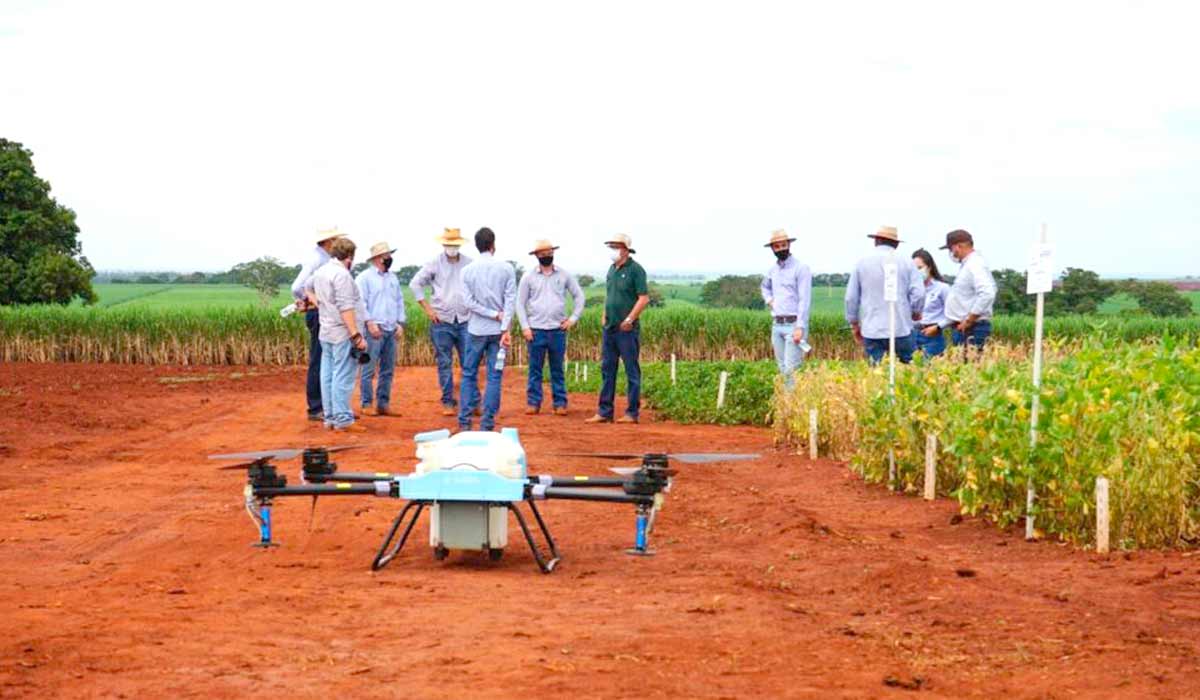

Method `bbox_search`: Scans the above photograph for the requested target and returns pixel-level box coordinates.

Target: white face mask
[608,247,622,262]
[445,246,460,258]
[916,265,930,279]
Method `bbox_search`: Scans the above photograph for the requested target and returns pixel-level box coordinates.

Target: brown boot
[377,406,396,417]
[585,414,613,424]
[616,415,639,424]
[363,406,380,417]
[335,423,368,433]
[553,407,568,416]
[441,406,456,417]
[524,406,540,415]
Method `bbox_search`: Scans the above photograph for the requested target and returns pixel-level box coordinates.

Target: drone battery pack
[429,502,508,551]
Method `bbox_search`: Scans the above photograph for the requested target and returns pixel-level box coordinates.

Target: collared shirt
[356,266,408,331]
[309,259,361,344]
[409,251,474,323]
[460,252,516,336]
[290,244,330,301]
[915,279,951,329]
[760,255,813,329]
[516,265,586,330]
[944,250,997,325]
[604,257,648,329]
[844,245,926,340]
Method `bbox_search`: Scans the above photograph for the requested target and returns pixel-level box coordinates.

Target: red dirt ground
[0,363,1197,699]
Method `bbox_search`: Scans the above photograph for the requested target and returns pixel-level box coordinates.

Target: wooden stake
[670,353,677,384]
[717,371,728,409]
[924,434,937,500]
[583,364,588,382]
[1096,477,1110,554]
[808,409,818,460]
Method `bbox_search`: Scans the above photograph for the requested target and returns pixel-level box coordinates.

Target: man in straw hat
[760,229,812,382]
[458,227,517,432]
[410,228,474,416]
[939,229,997,353]
[355,241,407,417]
[586,233,649,424]
[517,238,586,415]
[290,227,347,422]
[308,236,369,432]
[844,226,925,365]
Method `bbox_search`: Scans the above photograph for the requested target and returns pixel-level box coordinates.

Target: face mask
[445,246,460,258]
[916,265,930,279]
[948,250,960,264]
[381,256,393,271]
[773,248,790,261]
[608,247,622,262]
[537,255,554,267]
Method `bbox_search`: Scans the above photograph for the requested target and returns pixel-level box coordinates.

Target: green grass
[84,283,419,310]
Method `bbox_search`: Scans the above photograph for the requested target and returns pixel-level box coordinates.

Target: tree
[577,274,596,288]
[352,261,370,276]
[1126,281,1193,317]
[992,268,1035,315]
[699,274,766,310]
[647,283,665,308]
[395,264,420,286]
[231,256,292,305]
[508,260,525,286]
[1047,268,1114,315]
[813,272,850,287]
[0,138,96,304]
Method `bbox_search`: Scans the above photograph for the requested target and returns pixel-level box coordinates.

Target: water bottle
[279,302,298,318]
[494,347,507,371]
[799,338,813,355]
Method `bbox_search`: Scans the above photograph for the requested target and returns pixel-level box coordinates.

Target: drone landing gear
[371,501,426,571]
[624,503,655,557]
[249,499,280,548]
[507,501,561,574]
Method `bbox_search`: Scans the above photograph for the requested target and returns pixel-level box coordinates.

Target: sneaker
[553,407,569,416]
[334,423,367,433]
[585,414,613,424]
[524,406,540,415]
[441,406,457,417]
[616,415,639,424]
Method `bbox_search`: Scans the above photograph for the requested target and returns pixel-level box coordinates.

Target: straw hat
[868,225,900,242]
[763,229,796,248]
[367,241,396,260]
[604,233,636,254]
[528,239,560,256]
[316,227,347,244]
[437,227,467,246]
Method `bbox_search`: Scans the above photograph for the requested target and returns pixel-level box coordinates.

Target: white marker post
[883,261,899,489]
[717,371,728,409]
[924,434,937,501]
[583,364,588,383]
[574,362,580,382]
[809,409,819,460]
[670,353,677,385]
[1025,224,1054,540]
[1095,476,1110,554]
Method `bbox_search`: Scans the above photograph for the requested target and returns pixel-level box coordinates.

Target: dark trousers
[598,328,641,419]
[459,334,503,431]
[305,308,323,415]
[431,321,469,407]
[863,333,915,365]
[952,320,992,349]
[527,329,568,409]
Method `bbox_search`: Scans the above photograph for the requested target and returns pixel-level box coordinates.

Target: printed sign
[1027,243,1054,294]
[883,262,898,302]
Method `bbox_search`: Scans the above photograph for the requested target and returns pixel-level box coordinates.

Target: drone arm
[304,471,398,484]
[254,482,396,498]
[528,475,628,488]
[529,485,655,506]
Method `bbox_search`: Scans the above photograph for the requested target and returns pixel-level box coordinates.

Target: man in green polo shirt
[587,233,650,424]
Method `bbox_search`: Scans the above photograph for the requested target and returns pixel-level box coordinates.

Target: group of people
[762,225,996,376]
[290,227,647,432]
[289,223,996,431]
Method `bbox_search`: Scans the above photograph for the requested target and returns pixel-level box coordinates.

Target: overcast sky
[2,0,1198,278]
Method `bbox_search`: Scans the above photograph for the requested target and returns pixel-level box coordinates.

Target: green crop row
[2,303,1198,366]
[774,338,1200,549]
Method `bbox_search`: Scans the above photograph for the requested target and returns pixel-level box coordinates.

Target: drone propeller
[608,466,679,477]
[208,442,397,463]
[557,451,760,464]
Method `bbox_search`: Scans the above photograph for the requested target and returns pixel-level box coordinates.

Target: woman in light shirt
[911,249,951,357]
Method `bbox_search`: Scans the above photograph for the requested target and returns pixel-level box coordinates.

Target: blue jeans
[360,331,397,409]
[863,333,915,365]
[305,309,323,415]
[952,320,992,350]
[431,321,468,407]
[319,339,356,428]
[770,322,804,380]
[527,329,568,409]
[914,327,947,357]
[598,328,641,419]
[459,334,502,431]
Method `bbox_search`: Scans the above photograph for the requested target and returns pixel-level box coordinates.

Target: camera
[349,345,371,365]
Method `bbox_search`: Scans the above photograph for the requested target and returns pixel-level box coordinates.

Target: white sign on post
[1026,242,1055,294]
[882,262,899,303]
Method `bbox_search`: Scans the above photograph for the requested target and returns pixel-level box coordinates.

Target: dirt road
[0,363,1197,698]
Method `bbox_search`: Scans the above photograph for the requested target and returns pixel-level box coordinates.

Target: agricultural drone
[212,429,757,574]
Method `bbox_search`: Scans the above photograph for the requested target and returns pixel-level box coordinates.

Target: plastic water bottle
[799,338,813,355]
[494,347,507,371]
[279,302,298,318]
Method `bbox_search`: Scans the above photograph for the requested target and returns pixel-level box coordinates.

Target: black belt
[773,315,798,323]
